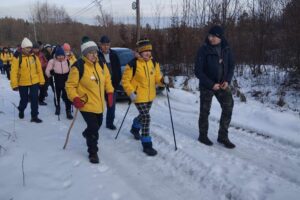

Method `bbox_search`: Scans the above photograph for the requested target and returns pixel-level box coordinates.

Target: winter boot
[106,124,117,130]
[39,101,47,106]
[55,106,60,115]
[141,136,157,156]
[66,110,73,120]
[217,137,235,149]
[130,117,141,140]
[198,136,213,146]
[88,153,99,164]
[18,109,24,119]
[31,116,43,123]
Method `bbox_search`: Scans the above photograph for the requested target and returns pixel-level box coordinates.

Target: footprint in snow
[73,160,81,167]
[62,180,72,188]
[97,165,109,173]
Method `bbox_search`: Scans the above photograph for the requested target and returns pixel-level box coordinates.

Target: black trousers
[4,64,11,80]
[199,87,234,140]
[81,112,103,154]
[39,71,49,102]
[52,74,72,111]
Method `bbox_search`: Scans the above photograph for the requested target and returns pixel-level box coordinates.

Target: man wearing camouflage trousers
[194,25,235,149]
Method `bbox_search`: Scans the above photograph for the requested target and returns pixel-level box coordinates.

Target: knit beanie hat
[136,38,152,53]
[32,43,39,49]
[63,43,71,51]
[55,47,65,57]
[100,35,110,43]
[208,25,224,39]
[21,37,33,48]
[81,36,98,56]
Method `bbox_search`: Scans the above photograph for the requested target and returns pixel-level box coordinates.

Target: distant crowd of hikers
[0,25,236,164]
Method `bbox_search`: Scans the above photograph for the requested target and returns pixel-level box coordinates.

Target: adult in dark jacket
[194,25,235,149]
[98,36,122,130]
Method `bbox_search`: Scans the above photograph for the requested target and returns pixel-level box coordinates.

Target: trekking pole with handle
[63,94,88,150]
[52,74,60,121]
[163,72,177,151]
[115,100,132,140]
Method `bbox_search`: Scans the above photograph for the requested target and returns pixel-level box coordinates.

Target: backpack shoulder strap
[127,58,137,77]
[72,58,85,80]
[18,54,22,67]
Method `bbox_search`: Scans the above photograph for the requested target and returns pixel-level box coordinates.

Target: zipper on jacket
[93,64,103,111]
[145,62,151,101]
[61,62,63,74]
[27,57,33,85]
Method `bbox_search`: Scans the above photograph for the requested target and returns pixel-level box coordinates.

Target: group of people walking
[2,25,236,164]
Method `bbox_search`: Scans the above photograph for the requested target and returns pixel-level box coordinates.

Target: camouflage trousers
[199,87,234,140]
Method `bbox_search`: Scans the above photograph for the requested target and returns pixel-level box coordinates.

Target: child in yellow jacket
[122,38,169,156]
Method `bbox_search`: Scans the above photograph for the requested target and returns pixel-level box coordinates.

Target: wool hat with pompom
[81,36,98,56]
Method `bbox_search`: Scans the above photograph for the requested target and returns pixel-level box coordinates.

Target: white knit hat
[81,41,98,56]
[21,37,33,48]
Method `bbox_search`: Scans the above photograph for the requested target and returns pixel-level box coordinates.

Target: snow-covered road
[1,76,299,200]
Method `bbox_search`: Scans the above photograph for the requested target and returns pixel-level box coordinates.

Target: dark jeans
[105,92,116,126]
[4,64,11,79]
[199,87,234,140]
[81,112,103,154]
[39,71,49,102]
[18,84,40,118]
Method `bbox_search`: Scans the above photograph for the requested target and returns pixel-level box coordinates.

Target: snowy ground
[1,74,300,200]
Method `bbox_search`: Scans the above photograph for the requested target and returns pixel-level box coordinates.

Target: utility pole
[132,0,140,41]
[136,0,140,41]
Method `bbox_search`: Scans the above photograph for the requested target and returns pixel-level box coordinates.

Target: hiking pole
[52,75,60,121]
[165,80,178,151]
[63,94,88,150]
[115,101,132,140]
[63,108,79,149]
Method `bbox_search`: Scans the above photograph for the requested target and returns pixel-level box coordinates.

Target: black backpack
[127,58,157,77]
[18,54,37,70]
[72,58,104,80]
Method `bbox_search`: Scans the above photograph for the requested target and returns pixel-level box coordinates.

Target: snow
[1,73,300,200]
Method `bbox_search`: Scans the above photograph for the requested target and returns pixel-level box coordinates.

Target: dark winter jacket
[194,38,235,90]
[98,49,121,90]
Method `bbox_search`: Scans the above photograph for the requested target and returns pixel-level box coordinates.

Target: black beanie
[208,25,224,39]
[100,35,110,43]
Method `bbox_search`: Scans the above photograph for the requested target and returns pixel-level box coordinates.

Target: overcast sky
[0,0,181,26]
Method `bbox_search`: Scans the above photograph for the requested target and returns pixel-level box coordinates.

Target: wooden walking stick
[63,108,79,149]
[63,94,88,150]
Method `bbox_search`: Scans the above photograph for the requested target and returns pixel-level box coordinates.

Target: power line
[70,0,97,18]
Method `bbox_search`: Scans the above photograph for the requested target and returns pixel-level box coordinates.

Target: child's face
[140,51,152,61]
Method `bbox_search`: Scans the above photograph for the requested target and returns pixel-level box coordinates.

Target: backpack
[127,58,157,78]
[18,54,37,70]
[72,58,104,80]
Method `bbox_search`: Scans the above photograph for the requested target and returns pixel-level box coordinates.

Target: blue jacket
[195,38,235,90]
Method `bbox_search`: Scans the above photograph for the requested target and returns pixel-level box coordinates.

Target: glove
[73,97,84,109]
[107,93,114,108]
[129,92,137,102]
[50,69,55,76]
[163,76,169,85]
[13,87,19,91]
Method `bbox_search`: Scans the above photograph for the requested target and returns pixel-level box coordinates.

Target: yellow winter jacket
[0,52,13,64]
[10,54,45,89]
[122,57,163,103]
[65,57,114,114]
[68,54,77,66]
